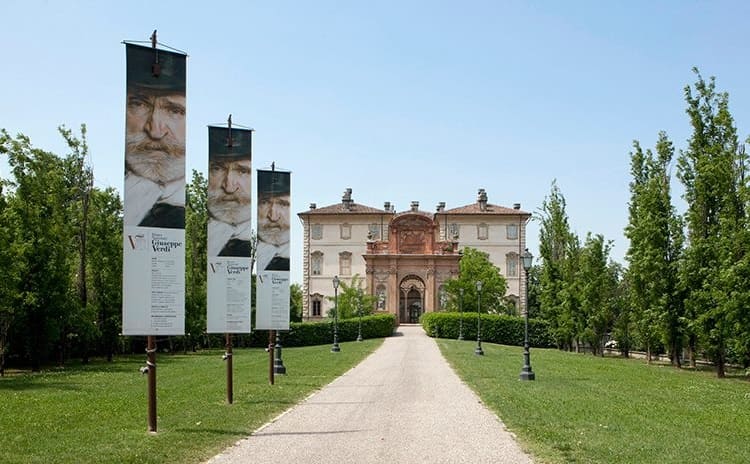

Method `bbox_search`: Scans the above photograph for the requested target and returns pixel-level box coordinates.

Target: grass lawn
[437,339,750,464]
[0,339,382,464]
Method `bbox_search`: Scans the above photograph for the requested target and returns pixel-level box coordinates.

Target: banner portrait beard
[126,131,185,185]
[208,189,252,226]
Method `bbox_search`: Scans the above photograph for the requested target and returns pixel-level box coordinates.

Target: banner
[206,126,253,333]
[255,170,291,330]
[122,43,187,335]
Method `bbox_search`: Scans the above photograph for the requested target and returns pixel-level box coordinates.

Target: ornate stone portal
[364,212,460,324]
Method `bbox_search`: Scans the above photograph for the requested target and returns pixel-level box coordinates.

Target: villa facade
[297,188,531,323]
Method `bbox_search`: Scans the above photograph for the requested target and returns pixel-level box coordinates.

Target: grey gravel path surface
[206,324,534,464]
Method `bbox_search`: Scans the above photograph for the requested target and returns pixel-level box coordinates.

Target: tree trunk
[670,341,682,368]
[31,311,42,372]
[716,344,726,378]
[716,357,726,378]
[688,335,697,368]
[57,326,67,367]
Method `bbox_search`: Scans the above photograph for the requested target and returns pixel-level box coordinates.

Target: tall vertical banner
[206,126,253,333]
[122,44,187,335]
[255,170,291,330]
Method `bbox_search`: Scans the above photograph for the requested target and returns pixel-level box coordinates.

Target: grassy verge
[0,339,382,464]
[437,339,750,464]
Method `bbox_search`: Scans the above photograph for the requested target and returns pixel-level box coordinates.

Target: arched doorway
[399,276,425,323]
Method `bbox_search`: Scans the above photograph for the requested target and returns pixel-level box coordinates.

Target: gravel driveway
[206,324,534,464]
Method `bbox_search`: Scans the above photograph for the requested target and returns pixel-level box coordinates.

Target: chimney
[513,203,521,210]
[436,202,445,212]
[410,201,419,212]
[310,203,317,210]
[384,201,391,212]
[477,188,488,212]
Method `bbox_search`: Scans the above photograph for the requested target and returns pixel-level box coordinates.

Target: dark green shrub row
[252,314,397,347]
[421,312,555,348]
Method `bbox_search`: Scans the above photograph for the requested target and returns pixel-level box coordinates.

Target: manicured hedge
[246,314,397,347]
[421,312,555,348]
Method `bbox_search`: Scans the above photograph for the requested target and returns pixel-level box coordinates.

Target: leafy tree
[184,170,208,351]
[86,187,122,361]
[625,133,684,365]
[677,69,742,377]
[525,265,541,319]
[1,130,76,371]
[443,247,507,314]
[0,179,22,375]
[59,125,97,364]
[725,137,750,368]
[326,274,377,320]
[536,181,579,350]
[610,263,633,357]
[290,283,303,322]
[577,233,618,356]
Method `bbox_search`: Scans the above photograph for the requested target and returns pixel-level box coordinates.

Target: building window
[340,223,351,240]
[339,251,352,276]
[311,224,323,240]
[506,252,518,277]
[368,223,380,240]
[477,223,488,240]
[312,299,322,317]
[449,223,460,239]
[506,224,518,240]
[311,251,323,275]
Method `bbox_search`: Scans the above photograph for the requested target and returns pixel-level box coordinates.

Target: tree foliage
[290,283,303,322]
[85,187,122,361]
[326,274,377,320]
[185,170,208,351]
[677,69,746,377]
[577,234,618,355]
[625,132,685,365]
[443,247,508,314]
[536,181,579,349]
[1,130,77,370]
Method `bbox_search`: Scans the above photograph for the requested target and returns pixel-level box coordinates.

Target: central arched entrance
[399,275,425,323]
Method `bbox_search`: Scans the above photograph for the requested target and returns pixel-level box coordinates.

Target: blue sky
[2,1,750,284]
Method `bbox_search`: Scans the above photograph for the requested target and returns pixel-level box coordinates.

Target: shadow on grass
[0,380,84,392]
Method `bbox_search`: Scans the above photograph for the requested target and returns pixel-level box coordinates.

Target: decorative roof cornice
[441,203,531,216]
[298,202,391,216]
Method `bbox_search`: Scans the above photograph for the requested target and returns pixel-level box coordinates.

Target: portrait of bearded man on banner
[207,127,253,257]
[124,44,186,229]
[256,171,290,271]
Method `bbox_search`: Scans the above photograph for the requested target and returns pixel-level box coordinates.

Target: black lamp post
[331,276,341,353]
[519,248,535,381]
[273,331,286,374]
[475,281,484,356]
[356,288,363,342]
[458,288,464,340]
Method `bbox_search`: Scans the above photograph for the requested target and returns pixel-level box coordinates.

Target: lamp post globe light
[458,288,464,340]
[519,249,535,381]
[357,288,363,342]
[331,276,341,353]
[475,281,484,356]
